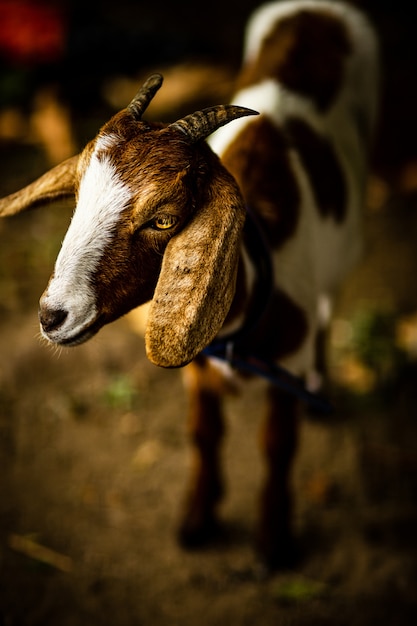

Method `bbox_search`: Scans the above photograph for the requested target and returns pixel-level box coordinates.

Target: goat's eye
[152,214,178,230]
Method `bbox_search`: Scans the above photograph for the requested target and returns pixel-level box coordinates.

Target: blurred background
[1,1,417,625]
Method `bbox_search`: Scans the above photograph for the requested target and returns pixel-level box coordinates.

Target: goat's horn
[128,73,163,120]
[170,105,259,143]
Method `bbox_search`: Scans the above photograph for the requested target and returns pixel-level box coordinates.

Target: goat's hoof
[177,515,220,549]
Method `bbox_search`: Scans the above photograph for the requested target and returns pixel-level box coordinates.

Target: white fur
[41,143,132,344]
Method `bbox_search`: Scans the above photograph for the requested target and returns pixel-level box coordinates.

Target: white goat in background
[0,0,378,569]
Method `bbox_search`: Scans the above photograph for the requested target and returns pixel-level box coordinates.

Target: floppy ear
[145,164,246,368]
[0,155,78,217]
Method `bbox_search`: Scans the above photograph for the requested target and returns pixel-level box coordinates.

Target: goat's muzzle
[38,292,102,347]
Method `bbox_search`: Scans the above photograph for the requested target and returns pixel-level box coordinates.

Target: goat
[0,0,378,569]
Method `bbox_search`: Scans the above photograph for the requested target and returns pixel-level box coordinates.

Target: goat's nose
[39,306,68,332]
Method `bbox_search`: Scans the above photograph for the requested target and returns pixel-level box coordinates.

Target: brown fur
[180,357,226,545]
[238,9,352,111]
[248,288,309,362]
[286,116,347,221]
[222,117,300,249]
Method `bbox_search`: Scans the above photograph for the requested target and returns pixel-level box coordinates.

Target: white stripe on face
[42,139,132,342]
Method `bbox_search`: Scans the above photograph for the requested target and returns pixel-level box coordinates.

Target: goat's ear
[0,155,78,217]
[145,165,245,368]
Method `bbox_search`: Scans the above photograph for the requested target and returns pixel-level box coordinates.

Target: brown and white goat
[0,0,378,568]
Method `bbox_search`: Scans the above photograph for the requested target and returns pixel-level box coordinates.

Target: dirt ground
[1,2,417,625]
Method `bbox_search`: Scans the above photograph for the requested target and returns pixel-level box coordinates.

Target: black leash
[202,207,333,415]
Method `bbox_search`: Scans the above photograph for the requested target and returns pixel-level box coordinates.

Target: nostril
[39,307,68,333]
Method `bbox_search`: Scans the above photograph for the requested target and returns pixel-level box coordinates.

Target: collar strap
[204,341,333,414]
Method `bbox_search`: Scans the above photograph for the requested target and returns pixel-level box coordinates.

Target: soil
[1,2,417,624]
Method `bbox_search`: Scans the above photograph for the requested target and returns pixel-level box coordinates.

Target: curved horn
[128,73,164,120]
[169,105,258,143]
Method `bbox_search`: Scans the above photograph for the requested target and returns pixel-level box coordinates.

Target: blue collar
[202,207,333,415]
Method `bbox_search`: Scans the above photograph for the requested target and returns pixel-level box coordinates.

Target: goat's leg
[257,386,299,569]
[178,358,225,547]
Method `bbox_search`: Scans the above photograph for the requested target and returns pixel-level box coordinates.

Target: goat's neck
[217,212,273,342]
